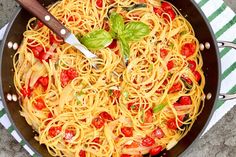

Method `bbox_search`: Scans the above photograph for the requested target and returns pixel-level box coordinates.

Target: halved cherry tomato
[49,126,62,137]
[49,33,63,45]
[68,15,78,22]
[173,102,182,107]
[48,112,53,118]
[37,20,44,28]
[60,70,70,87]
[169,82,182,93]
[142,136,155,147]
[181,76,193,85]
[33,98,46,110]
[144,109,153,123]
[20,86,31,98]
[179,96,192,105]
[188,60,196,72]
[150,146,163,156]
[121,127,133,137]
[31,45,43,58]
[161,2,172,11]
[38,76,49,90]
[108,39,117,49]
[79,150,86,157]
[113,90,121,99]
[121,154,131,157]
[99,112,113,121]
[160,48,168,59]
[164,9,176,21]
[166,118,178,130]
[96,0,103,8]
[92,137,100,144]
[153,7,163,16]
[66,68,78,80]
[167,60,174,70]
[64,129,75,140]
[127,102,140,111]
[92,116,105,129]
[181,43,196,58]
[152,128,164,139]
[193,71,201,82]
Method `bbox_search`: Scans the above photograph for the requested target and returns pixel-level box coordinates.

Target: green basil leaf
[109,12,125,35]
[153,103,167,113]
[119,36,130,60]
[80,29,112,50]
[122,22,150,41]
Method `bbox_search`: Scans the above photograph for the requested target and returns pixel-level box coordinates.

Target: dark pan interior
[0,0,220,157]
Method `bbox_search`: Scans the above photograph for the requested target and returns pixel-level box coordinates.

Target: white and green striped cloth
[0,0,236,156]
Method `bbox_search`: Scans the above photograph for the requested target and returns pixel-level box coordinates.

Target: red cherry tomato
[92,116,105,129]
[144,109,153,123]
[179,96,192,105]
[160,48,168,59]
[113,90,121,99]
[31,45,43,58]
[49,126,62,137]
[120,154,131,157]
[161,2,173,11]
[49,33,63,45]
[181,43,196,58]
[99,112,113,121]
[193,71,201,82]
[38,76,49,90]
[96,0,103,8]
[66,68,78,80]
[164,9,176,21]
[152,128,164,139]
[142,136,155,147]
[127,102,140,111]
[166,118,178,130]
[68,15,78,22]
[79,150,86,157]
[92,137,100,144]
[150,146,163,156]
[188,60,196,72]
[181,76,193,85]
[121,127,133,137]
[64,129,75,140]
[37,20,44,28]
[48,112,53,118]
[108,39,117,49]
[20,86,31,98]
[33,98,46,110]
[169,82,182,93]
[60,70,70,87]
[167,60,174,70]
[173,102,182,107]
[153,7,163,16]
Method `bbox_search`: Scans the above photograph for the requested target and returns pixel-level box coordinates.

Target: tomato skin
[142,136,155,147]
[150,146,163,156]
[34,98,46,110]
[96,0,103,8]
[179,96,192,105]
[169,82,182,93]
[144,109,153,123]
[164,9,176,21]
[167,60,174,70]
[20,87,31,98]
[108,39,117,49]
[37,20,44,28]
[153,7,163,16]
[167,118,178,130]
[121,127,133,137]
[92,116,105,129]
[160,48,168,59]
[79,150,86,157]
[49,126,62,137]
[64,129,75,140]
[66,68,78,80]
[120,154,131,157]
[161,2,172,11]
[181,43,196,57]
[193,71,201,82]
[99,112,113,121]
[152,128,164,139]
[188,60,196,72]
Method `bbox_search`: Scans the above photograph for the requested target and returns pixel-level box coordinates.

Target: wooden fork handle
[15,0,70,40]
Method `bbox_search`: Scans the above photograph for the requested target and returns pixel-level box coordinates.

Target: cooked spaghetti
[13,0,205,156]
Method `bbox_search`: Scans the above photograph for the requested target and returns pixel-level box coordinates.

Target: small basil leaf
[153,103,166,113]
[119,36,130,60]
[122,22,150,41]
[80,29,112,50]
[110,12,125,35]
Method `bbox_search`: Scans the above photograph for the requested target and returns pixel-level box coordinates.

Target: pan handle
[218,41,236,100]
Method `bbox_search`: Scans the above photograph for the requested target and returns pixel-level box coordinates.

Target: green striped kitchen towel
[0,0,236,156]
